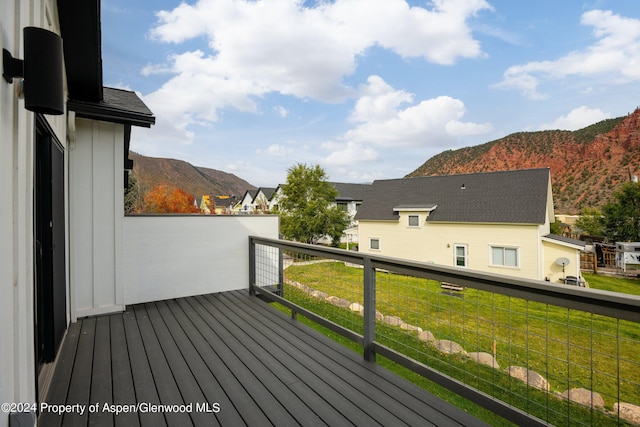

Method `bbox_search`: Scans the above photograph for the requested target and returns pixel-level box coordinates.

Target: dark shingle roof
[543,234,585,248]
[331,182,371,201]
[68,87,155,127]
[355,168,551,224]
[256,187,278,200]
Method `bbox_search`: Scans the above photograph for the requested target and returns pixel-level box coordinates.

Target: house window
[355,202,361,211]
[454,244,467,267]
[337,202,348,212]
[491,246,519,267]
[408,215,420,227]
[370,238,380,250]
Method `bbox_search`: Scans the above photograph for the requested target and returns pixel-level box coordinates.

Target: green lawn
[281,262,640,426]
[583,272,640,296]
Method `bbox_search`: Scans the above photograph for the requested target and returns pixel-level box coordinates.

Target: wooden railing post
[363,257,376,362]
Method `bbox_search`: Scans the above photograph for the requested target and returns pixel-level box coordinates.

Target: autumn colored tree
[143,185,200,214]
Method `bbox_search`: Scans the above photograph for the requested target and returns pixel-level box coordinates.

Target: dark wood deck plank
[39,319,81,427]
[132,304,192,427]
[63,317,95,427]
[109,313,140,427]
[170,297,270,426]
[44,290,488,427]
[171,299,264,425]
[157,299,246,426]
[209,293,381,426]
[88,315,114,427]
[220,292,440,426]
[182,296,303,427]
[226,291,486,427]
[121,309,166,427]
[144,301,217,427]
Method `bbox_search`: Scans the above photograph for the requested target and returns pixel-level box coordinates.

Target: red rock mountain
[408,109,640,214]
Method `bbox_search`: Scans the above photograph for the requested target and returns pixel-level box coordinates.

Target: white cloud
[274,106,289,118]
[257,144,291,157]
[538,106,612,131]
[321,75,491,169]
[142,0,491,145]
[322,141,379,166]
[342,75,492,148]
[495,10,640,99]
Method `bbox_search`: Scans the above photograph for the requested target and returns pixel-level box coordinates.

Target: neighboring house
[1,1,154,424]
[331,182,370,226]
[326,182,370,246]
[355,169,585,283]
[254,187,279,212]
[238,187,280,213]
[238,189,258,213]
[199,195,212,213]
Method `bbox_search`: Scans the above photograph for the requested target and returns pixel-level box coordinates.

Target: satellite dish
[556,257,570,266]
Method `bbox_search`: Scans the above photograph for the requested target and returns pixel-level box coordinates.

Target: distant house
[254,187,280,212]
[200,195,237,214]
[238,189,258,213]
[355,168,585,283]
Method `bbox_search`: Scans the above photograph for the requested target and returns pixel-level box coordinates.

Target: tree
[574,207,604,237]
[278,163,350,245]
[601,182,640,242]
[124,173,145,214]
[143,185,201,214]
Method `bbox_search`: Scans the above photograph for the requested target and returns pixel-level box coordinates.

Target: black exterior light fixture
[2,27,64,115]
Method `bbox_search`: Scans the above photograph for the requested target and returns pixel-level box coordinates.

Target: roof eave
[69,99,155,128]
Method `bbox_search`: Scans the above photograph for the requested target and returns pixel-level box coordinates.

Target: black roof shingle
[354,168,551,224]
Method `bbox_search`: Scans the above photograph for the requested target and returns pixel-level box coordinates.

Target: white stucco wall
[123,215,279,305]
[0,1,66,424]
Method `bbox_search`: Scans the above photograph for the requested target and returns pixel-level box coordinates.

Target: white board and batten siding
[1,0,67,422]
[68,118,125,320]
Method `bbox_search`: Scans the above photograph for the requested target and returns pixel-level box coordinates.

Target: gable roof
[255,187,278,201]
[331,182,371,202]
[355,168,551,224]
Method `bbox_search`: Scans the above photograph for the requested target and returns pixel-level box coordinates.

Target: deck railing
[249,236,640,426]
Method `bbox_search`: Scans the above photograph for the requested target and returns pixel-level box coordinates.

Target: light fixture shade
[23,27,64,115]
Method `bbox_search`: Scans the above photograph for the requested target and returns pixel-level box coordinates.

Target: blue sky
[102,0,640,187]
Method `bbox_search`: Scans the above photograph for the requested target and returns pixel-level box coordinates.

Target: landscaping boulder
[348,302,364,312]
[325,296,350,307]
[310,290,329,300]
[506,366,550,391]
[614,402,640,425]
[400,323,422,333]
[561,388,604,409]
[435,340,467,355]
[418,330,435,343]
[468,352,500,369]
[383,315,403,326]
[560,388,604,409]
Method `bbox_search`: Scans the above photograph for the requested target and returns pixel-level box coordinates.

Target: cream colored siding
[359,218,543,280]
[542,240,582,284]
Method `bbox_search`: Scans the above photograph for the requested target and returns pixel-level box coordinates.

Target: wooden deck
[41,290,486,426]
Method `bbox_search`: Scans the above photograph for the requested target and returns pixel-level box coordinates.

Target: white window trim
[369,237,381,251]
[489,245,520,269]
[407,214,420,227]
[453,244,468,268]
